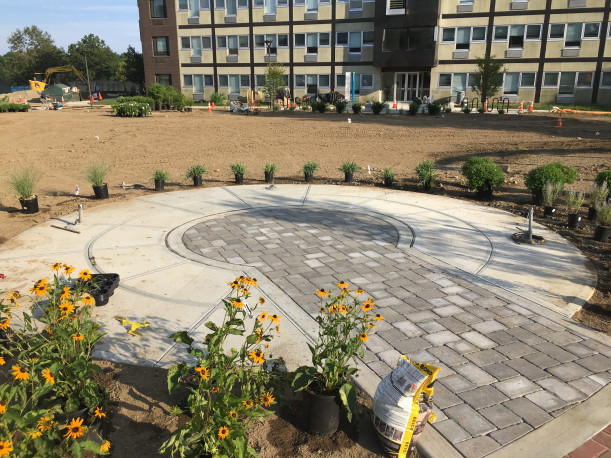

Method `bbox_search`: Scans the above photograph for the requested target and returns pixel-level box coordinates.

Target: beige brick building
[138,0,611,105]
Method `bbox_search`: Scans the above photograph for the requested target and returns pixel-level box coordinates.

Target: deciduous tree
[470,55,507,102]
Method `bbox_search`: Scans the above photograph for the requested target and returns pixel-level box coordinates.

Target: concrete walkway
[1,184,609,457]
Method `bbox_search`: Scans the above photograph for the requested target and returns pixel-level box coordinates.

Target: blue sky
[0,1,141,54]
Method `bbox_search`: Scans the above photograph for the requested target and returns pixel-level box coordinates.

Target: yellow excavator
[29,65,87,91]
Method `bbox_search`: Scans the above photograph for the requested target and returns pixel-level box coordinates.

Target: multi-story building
[138,0,611,106]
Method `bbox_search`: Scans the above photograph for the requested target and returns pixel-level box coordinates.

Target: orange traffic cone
[518,100,524,114]
[54,97,57,103]
[392,97,397,109]
[207,102,211,112]
[556,115,563,127]
[90,94,94,103]
[212,101,215,108]
[61,96,65,104]
[19,96,22,103]
[528,100,534,113]
[98,92,103,101]
[484,99,488,111]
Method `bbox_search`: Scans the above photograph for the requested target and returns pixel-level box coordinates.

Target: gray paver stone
[407,310,438,323]
[445,403,497,436]
[446,340,479,355]
[504,358,550,381]
[533,342,577,363]
[503,398,552,428]
[434,305,464,317]
[378,327,410,343]
[525,390,567,412]
[428,346,468,367]
[446,295,473,307]
[582,339,611,358]
[405,349,437,364]
[569,376,605,396]
[547,361,592,382]
[458,385,509,410]
[460,331,497,349]
[483,362,520,381]
[368,360,392,378]
[494,376,541,398]
[375,307,405,322]
[436,317,470,333]
[434,419,472,444]
[497,314,533,328]
[479,404,522,429]
[364,334,393,354]
[505,326,545,345]
[564,342,598,358]
[524,351,561,369]
[487,330,519,346]
[545,330,583,346]
[454,363,497,386]
[393,337,431,354]
[440,374,477,393]
[418,321,446,333]
[466,349,508,367]
[472,320,507,334]
[425,330,460,346]
[537,377,586,403]
[589,371,611,385]
[490,423,533,446]
[576,354,611,372]
[377,349,402,368]
[455,312,483,325]
[455,436,502,457]
[392,320,424,338]
[434,384,464,409]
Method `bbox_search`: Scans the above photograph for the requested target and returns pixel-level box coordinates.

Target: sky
[0,1,141,54]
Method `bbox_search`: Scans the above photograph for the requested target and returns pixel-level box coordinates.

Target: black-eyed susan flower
[60,287,71,301]
[211,386,220,393]
[248,350,264,364]
[195,366,210,380]
[94,407,106,419]
[231,298,243,309]
[0,440,12,455]
[258,312,268,323]
[270,314,280,324]
[255,328,262,344]
[59,301,75,315]
[366,323,376,331]
[38,416,54,432]
[100,440,111,452]
[0,357,4,366]
[337,281,348,289]
[218,426,229,440]
[11,365,28,381]
[64,264,75,276]
[0,400,6,414]
[228,280,240,289]
[229,410,238,419]
[0,317,11,331]
[64,417,85,439]
[42,368,55,385]
[72,333,84,341]
[329,305,338,314]
[260,392,275,407]
[361,302,373,313]
[30,279,50,297]
[316,288,329,298]
[79,269,92,282]
[28,430,42,439]
[51,262,62,271]
[355,288,366,295]
[359,333,368,342]
[319,308,326,314]
[243,399,254,409]
[373,314,385,322]
[339,305,348,314]
[258,297,265,305]
[82,294,94,306]
[7,291,21,305]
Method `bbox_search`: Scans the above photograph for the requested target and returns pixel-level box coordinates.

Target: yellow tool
[114,316,150,337]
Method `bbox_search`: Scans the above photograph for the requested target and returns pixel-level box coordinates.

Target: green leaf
[205,321,218,331]
[291,366,316,391]
[339,382,357,423]
[226,328,244,336]
[188,347,205,358]
[71,440,84,458]
[246,333,258,345]
[167,363,188,393]
[168,331,194,346]
[80,440,105,454]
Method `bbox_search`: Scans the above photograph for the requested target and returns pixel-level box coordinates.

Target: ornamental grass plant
[9,169,37,200]
[292,283,384,422]
[564,188,585,214]
[542,181,563,207]
[85,163,110,187]
[0,265,109,456]
[415,160,438,189]
[338,160,361,174]
[590,182,609,208]
[185,164,208,179]
[161,276,279,457]
[230,163,247,175]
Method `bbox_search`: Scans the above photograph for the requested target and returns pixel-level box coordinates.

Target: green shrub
[310,100,327,113]
[117,96,155,111]
[112,101,152,117]
[172,92,188,110]
[351,103,363,114]
[339,160,361,173]
[564,188,584,214]
[498,109,505,115]
[264,163,277,173]
[427,102,442,115]
[334,100,347,114]
[478,107,485,114]
[590,182,609,207]
[370,101,386,115]
[415,160,438,189]
[444,107,452,114]
[461,157,504,192]
[146,83,166,109]
[542,181,563,206]
[597,203,611,226]
[408,102,420,115]
[185,165,207,178]
[10,169,37,199]
[303,161,319,175]
[231,162,246,175]
[462,107,472,114]
[85,162,110,187]
[210,92,228,105]
[595,170,611,190]
[524,162,577,192]
[382,168,395,179]
[153,170,169,181]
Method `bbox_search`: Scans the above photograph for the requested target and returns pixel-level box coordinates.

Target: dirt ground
[1,104,610,456]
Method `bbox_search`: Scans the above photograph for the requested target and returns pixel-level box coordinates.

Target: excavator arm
[30,65,87,91]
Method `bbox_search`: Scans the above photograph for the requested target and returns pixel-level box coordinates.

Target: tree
[3,26,67,85]
[470,55,507,102]
[263,64,286,107]
[121,46,145,90]
[67,34,121,81]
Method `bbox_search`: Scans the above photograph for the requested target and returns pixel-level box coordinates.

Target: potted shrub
[588,182,608,220]
[542,181,563,217]
[409,102,420,116]
[10,169,38,213]
[292,285,383,435]
[351,103,363,114]
[524,162,577,205]
[370,101,386,115]
[230,162,246,184]
[146,83,166,110]
[85,162,110,199]
[415,160,438,191]
[382,168,395,188]
[565,188,584,229]
[594,170,611,200]
[334,100,347,115]
[427,101,442,115]
[264,163,277,183]
[462,106,472,114]
[153,170,169,191]
[594,203,611,242]
[461,157,504,199]
[339,160,361,183]
[310,101,327,113]
[303,161,319,183]
[185,165,207,187]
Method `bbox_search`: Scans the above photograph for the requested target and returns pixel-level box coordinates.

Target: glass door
[229,75,240,94]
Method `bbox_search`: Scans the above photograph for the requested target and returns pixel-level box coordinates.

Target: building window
[183,75,193,87]
[204,75,214,85]
[319,74,330,88]
[215,0,225,8]
[452,73,467,94]
[200,0,211,8]
[266,35,278,54]
[178,0,188,9]
[226,0,237,14]
[194,75,204,92]
[559,72,576,94]
[349,32,361,53]
[337,74,346,88]
[493,26,509,41]
[438,73,452,87]
[319,33,330,46]
[336,32,348,46]
[509,25,525,48]
[278,34,289,47]
[181,37,191,49]
[503,73,519,94]
[442,27,485,49]
[219,75,229,87]
[256,75,266,87]
[295,75,305,87]
[601,73,611,87]
[363,31,374,45]
[156,74,172,86]
[239,35,249,48]
[294,0,305,5]
[525,24,541,40]
[255,34,265,48]
[543,72,559,87]
[583,23,600,39]
[294,34,306,47]
[306,0,318,12]
[565,23,582,47]
[456,27,470,50]
[217,36,227,49]
[254,0,264,6]
[238,0,248,7]
[240,75,250,87]
[307,33,318,54]
[350,0,362,10]
[228,36,238,54]
[361,74,373,88]
[307,75,318,93]
[576,72,593,87]
[150,0,167,17]
[549,24,565,40]
[191,37,202,56]
[442,28,455,43]
[153,37,170,56]
[202,36,212,48]
[520,72,536,87]
[471,27,486,42]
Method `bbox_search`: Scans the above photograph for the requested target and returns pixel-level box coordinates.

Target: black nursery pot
[154,179,165,191]
[594,226,611,242]
[568,213,581,229]
[92,183,109,199]
[543,206,556,217]
[235,173,244,185]
[192,176,203,187]
[304,173,314,183]
[19,196,39,214]
[90,273,120,306]
[264,171,274,183]
[588,206,597,221]
[303,390,340,436]
[476,187,493,200]
[344,172,353,183]
[384,176,393,188]
[532,190,544,206]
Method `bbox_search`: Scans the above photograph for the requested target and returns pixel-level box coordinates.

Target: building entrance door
[394,72,422,102]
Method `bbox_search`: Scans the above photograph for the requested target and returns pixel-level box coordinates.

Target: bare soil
[1,104,610,455]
